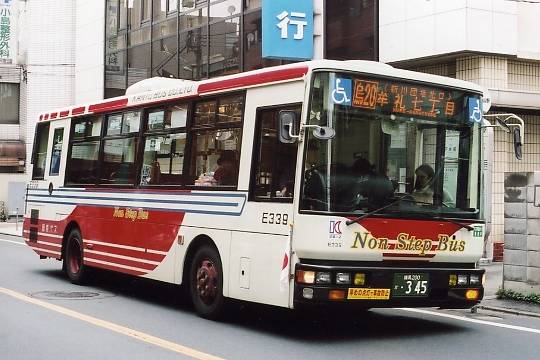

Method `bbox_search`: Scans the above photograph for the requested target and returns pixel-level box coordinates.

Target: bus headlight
[316,272,332,284]
[457,275,468,285]
[469,274,481,285]
[336,272,351,284]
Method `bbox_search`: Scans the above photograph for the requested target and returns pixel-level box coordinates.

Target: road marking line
[0,238,25,246]
[0,287,225,360]
[398,308,540,334]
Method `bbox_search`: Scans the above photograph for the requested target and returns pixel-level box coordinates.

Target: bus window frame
[249,103,302,203]
[185,91,246,191]
[31,122,51,180]
[64,115,106,187]
[138,102,191,188]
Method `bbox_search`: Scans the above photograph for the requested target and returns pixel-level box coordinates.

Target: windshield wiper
[346,197,476,231]
[345,195,410,226]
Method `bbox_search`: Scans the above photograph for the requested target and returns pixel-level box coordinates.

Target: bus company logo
[329,220,342,239]
[351,232,466,255]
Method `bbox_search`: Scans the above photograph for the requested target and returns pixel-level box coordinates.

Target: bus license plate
[347,288,390,300]
[392,273,429,297]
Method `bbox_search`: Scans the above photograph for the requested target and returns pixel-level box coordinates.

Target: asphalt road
[2,234,540,360]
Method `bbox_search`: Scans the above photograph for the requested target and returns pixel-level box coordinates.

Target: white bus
[24,60,517,319]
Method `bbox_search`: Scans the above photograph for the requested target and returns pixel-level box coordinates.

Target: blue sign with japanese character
[468,97,482,123]
[262,0,313,60]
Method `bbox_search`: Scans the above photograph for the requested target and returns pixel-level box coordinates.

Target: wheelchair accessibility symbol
[331,78,352,106]
[468,98,482,123]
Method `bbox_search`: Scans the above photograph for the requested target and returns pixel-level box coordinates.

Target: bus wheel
[64,229,87,284]
[190,245,224,320]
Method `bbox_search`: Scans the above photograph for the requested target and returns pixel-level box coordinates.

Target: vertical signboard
[0,0,17,64]
[262,0,313,60]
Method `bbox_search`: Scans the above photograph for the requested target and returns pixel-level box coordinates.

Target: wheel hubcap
[196,259,217,305]
[68,239,81,274]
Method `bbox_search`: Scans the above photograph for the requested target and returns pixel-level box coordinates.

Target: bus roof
[37,59,486,123]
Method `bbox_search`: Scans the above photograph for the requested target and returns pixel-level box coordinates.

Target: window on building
[325,0,377,61]
[179,27,208,80]
[152,34,178,78]
[66,116,103,185]
[209,17,240,77]
[251,105,300,202]
[243,10,280,71]
[189,94,244,187]
[128,44,152,86]
[0,83,20,124]
[105,49,128,99]
[140,104,188,186]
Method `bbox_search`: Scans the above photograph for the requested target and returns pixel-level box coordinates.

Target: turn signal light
[449,274,457,286]
[465,289,479,300]
[296,270,315,284]
[329,290,346,300]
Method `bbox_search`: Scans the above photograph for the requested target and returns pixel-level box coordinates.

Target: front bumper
[294,262,485,309]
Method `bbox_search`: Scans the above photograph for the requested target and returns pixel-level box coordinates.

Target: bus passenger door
[229,105,300,307]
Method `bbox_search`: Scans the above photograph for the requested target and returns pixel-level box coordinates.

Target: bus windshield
[300,71,482,218]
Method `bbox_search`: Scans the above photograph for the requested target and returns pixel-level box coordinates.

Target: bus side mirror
[278,110,298,143]
[514,128,523,160]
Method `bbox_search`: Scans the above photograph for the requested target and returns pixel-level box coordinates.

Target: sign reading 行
[262,0,313,60]
[0,0,16,64]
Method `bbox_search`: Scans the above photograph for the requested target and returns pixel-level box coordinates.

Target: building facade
[0,0,26,216]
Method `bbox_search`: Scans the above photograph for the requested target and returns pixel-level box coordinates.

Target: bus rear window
[32,123,50,180]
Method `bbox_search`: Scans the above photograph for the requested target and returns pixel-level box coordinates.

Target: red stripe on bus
[39,115,43,121]
[50,112,58,119]
[44,114,49,120]
[85,242,165,263]
[35,235,63,244]
[32,248,61,259]
[88,98,129,113]
[72,106,86,115]
[198,66,309,94]
[26,241,61,253]
[60,110,70,117]
[85,252,157,271]
[83,259,147,277]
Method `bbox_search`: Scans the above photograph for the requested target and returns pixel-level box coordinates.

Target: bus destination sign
[332,76,467,121]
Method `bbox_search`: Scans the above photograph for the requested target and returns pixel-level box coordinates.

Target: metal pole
[15,207,19,232]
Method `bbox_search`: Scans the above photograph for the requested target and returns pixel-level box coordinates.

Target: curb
[0,231,23,237]
[476,304,540,318]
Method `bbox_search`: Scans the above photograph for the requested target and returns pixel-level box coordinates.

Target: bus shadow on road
[35,267,467,341]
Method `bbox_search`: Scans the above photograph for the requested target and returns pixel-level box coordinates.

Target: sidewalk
[0,221,23,237]
[479,262,540,317]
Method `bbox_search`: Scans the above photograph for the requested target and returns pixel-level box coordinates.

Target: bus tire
[64,229,88,285]
[189,245,224,320]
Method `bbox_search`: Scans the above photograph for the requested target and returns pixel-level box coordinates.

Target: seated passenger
[213,150,238,186]
[412,164,453,206]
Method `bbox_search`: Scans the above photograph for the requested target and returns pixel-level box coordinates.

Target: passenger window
[140,104,188,186]
[189,94,243,188]
[31,123,50,180]
[251,105,300,202]
[66,116,103,185]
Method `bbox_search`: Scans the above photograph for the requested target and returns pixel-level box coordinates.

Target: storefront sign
[0,0,16,64]
[262,0,313,60]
